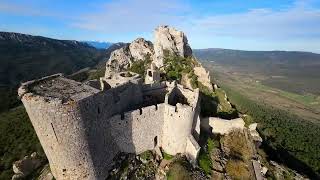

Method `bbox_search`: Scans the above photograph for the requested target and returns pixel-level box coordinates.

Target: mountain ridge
[194,48,320,55]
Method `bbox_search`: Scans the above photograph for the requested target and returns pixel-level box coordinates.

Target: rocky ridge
[153,25,193,67]
[105,38,153,78]
[105,25,210,90]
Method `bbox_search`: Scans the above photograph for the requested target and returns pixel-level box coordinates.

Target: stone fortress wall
[19,71,201,179]
[18,25,207,180]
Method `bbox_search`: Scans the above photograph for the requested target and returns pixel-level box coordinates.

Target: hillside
[0,32,107,87]
[194,48,320,178]
[0,32,128,112]
[194,48,320,95]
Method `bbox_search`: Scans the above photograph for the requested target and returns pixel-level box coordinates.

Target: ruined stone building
[18,26,206,179]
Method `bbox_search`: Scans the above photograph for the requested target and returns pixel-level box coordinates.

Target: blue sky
[0,0,320,52]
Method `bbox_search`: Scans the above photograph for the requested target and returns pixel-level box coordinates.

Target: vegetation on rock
[163,50,196,82]
[128,54,152,78]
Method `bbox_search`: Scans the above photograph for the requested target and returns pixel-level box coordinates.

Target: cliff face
[105,38,153,78]
[153,25,192,67]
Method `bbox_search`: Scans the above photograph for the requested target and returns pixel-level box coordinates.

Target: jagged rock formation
[105,25,212,92]
[105,25,193,73]
[129,38,154,60]
[105,38,153,78]
[194,66,213,90]
[153,25,192,67]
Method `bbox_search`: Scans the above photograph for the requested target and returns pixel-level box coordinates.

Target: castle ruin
[18,26,208,179]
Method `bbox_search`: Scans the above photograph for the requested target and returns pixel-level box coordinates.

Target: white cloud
[1,0,319,51]
[189,4,320,40]
[70,0,320,44]
[71,0,190,33]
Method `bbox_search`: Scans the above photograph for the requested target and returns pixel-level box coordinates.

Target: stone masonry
[18,26,207,180]
[19,70,201,179]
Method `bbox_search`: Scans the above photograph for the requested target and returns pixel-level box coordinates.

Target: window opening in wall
[148,71,152,77]
[51,123,59,143]
[154,136,158,147]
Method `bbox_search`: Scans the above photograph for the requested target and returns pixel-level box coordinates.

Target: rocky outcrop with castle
[18,26,210,179]
[14,25,311,180]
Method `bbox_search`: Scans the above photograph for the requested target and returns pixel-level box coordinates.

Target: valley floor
[205,63,320,124]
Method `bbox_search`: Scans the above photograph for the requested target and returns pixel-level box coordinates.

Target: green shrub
[139,150,154,161]
[198,138,218,175]
[198,149,212,175]
[162,151,174,160]
[163,52,196,82]
[128,54,152,78]
[167,161,191,180]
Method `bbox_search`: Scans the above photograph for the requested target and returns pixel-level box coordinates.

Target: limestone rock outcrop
[105,38,153,78]
[153,25,192,67]
[249,123,263,147]
[105,25,194,77]
[12,152,43,179]
[105,46,132,77]
[201,117,245,135]
[194,66,213,91]
[129,38,153,60]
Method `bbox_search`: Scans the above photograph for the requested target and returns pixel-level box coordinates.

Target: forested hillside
[0,32,106,87]
[0,32,127,112]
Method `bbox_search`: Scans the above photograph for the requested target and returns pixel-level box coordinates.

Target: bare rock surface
[249,123,263,147]
[105,46,132,77]
[153,25,192,67]
[105,25,194,78]
[105,38,153,78]
[194,66,213,90]
[12,152,43,179]
[129,38,154,60]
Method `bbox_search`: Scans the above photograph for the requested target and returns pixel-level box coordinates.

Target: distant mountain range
[194,48,320,76]
[83,41,113,49]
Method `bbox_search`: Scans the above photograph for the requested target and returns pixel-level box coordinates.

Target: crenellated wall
[109,104,165,153]
[19,73,201,180]
[162,103,195,154]
[161,85,200,156]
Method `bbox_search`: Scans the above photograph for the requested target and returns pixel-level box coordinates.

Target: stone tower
[145,63,160,84]
[18,26,205,179]
[18,74,142,179]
